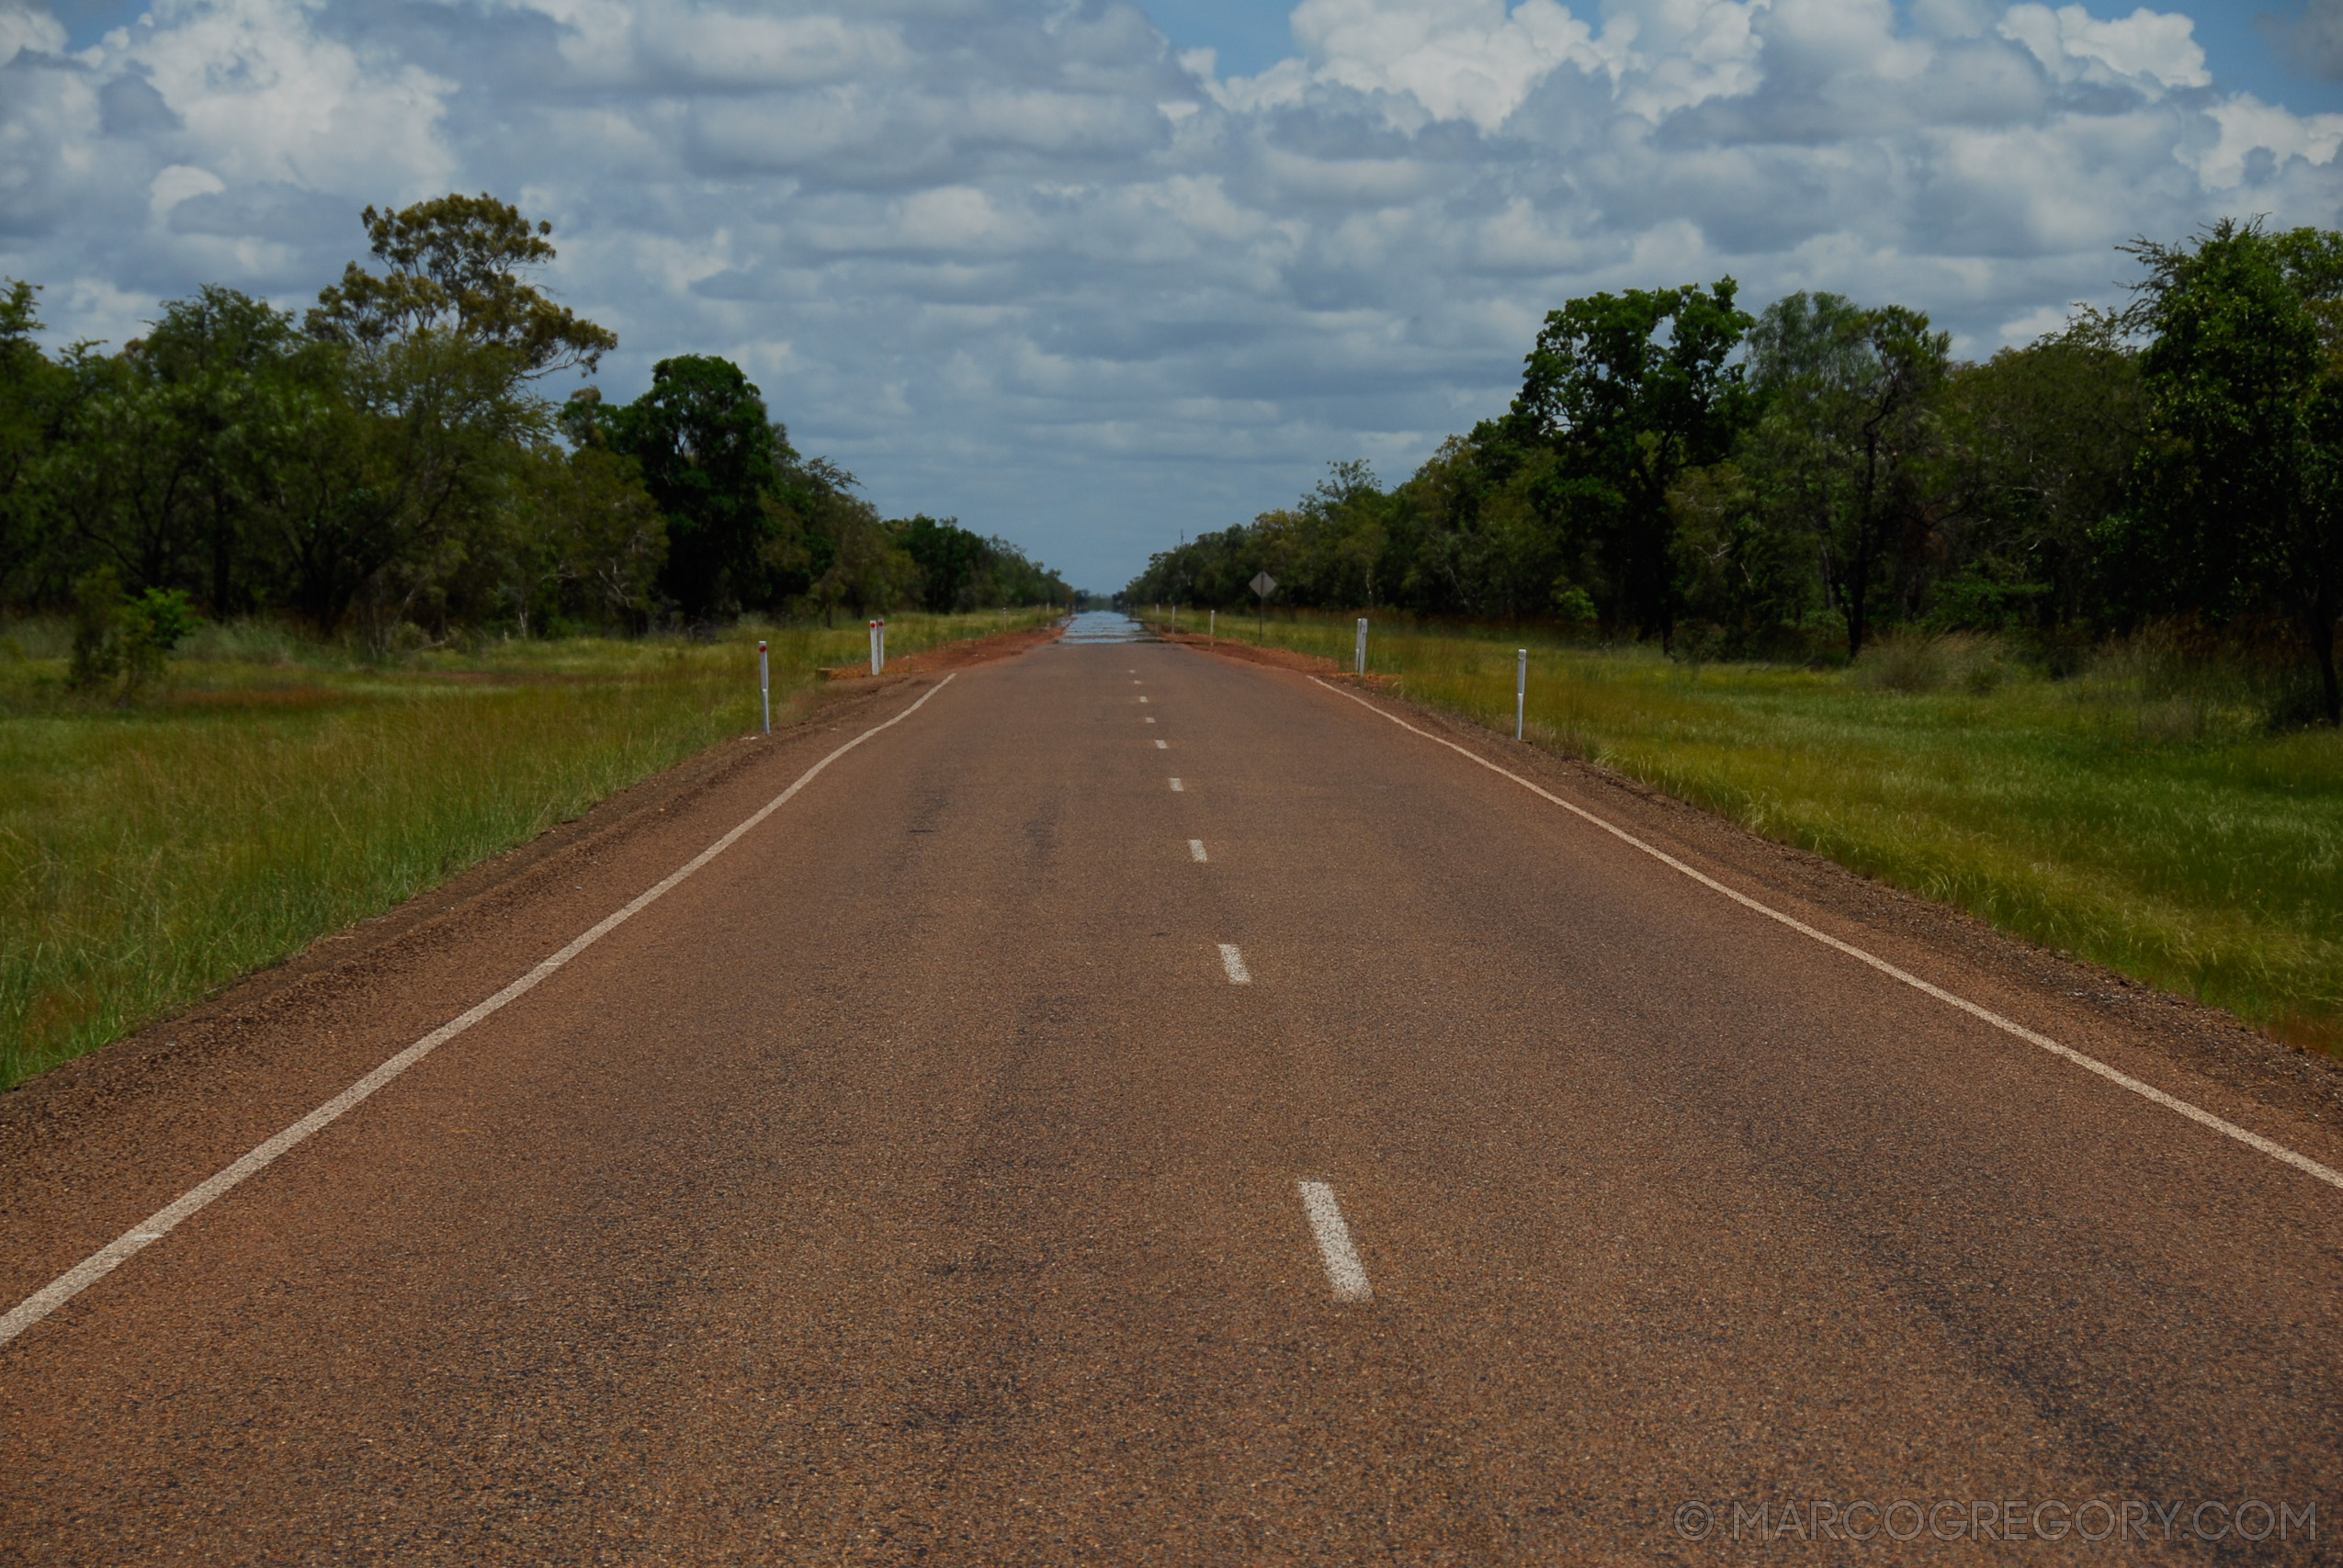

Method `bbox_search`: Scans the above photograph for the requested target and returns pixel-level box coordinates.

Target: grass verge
[1159,608,2343,1054]
[0,611,1049,1089]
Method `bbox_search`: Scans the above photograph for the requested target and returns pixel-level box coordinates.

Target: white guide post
[868,619,879,675]
[1516,648,1526,739]
[1354,616,1367,678]
[1209,608,1216,642]
[878,618,887,671]
[758,639,770,735]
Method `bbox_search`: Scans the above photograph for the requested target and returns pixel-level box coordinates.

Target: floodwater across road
[1055,609,1149,643]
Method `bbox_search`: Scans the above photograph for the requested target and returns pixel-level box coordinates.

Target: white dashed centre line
[1297,1181,1373,1302]
[1144,716,1156,724]
[1218,943,1251,984]
[1189,840,1207,862]
[1139,696,1149,703]
[1155,739,1168,749]
[1169,777,1183,792]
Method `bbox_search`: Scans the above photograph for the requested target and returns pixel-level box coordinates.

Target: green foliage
[487,443,667,635]
[580,355,787,618]
[1939,313,2142,631]
[1131,224,2343,722]
[67,566,124,689]
[897,513,1069,611]
[66,567,197,693]
[2107,220,2343,723]
[1511,278,1756,644]
[1743,293,1950,658]
[307,193,616,377]
[0,194,1070,641]
[116,586,198,690]
[1,279,68,598]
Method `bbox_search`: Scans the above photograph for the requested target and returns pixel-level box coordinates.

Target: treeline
[1127,220,2343,724]
[0,194,1068,655]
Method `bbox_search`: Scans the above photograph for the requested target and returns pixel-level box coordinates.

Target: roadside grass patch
[1182,610,2343,1051]
[0,612,1047,1089]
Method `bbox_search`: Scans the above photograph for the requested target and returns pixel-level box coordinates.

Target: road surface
[3,616,2339,1562]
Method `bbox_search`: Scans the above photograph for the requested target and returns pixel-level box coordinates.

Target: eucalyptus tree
[1508,279,1755,647]
[0,281,66,603]
[290,194,617,633]
[2116,220,2343,723]
[1934,314,2141,634]
[574,355,786,620]
[1745,292,1950,659]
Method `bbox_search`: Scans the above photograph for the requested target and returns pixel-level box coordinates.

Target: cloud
[1998,3,2208,94]
[0,3,65,69]
[1264,0,1620,131]
[2189,93,2343,188]
[0,0,2338,587]
[2265,0,2343,84]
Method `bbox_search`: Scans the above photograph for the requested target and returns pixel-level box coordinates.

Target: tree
[805,495,918,621]
[135,287,300,615]
[2112,220,2343,723]
[1669,458,1818,653]
[894,514,1064,611]
[1933,313,2141,636]
[277,330,541,637]
[41,288,303,614]
[488,443,665,635]
[279,196,609,634]
[578,356,787,619]
[1507,278,1755,647]
[0,281,71,605]
[1745,293,1950,659]
[307,194,614,378]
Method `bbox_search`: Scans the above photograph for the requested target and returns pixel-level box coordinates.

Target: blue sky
[6,0,2343,590]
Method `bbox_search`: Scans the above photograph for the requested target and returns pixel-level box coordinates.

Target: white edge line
[1307,675,2343,1195]
[1297,1179,1373,1302]
[1219,942,1251,984]
[0,674,961,1352]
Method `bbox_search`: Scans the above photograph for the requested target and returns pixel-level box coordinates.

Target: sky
[4,0,2342,591]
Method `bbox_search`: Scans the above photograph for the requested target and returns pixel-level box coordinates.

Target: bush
[66,570,199,695]
[67,570,125,690]
[1854,630,2010,695]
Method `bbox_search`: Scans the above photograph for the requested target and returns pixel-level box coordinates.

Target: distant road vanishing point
[3,612,2338,1561]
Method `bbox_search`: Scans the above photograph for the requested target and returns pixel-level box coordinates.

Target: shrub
[66,570,200,695]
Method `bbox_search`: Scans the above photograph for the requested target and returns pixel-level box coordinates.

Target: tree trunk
[1844,537,1872,660]
[209,479,233,618]
[2308,592,2340,727]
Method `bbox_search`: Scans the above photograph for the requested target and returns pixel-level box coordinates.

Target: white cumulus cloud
[1998,3,2208,93]
[0,0,2337,586]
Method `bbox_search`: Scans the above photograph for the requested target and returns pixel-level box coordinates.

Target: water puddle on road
[1058,612,1154,644]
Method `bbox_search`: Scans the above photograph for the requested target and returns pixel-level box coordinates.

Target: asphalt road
[4,620,2341,1563]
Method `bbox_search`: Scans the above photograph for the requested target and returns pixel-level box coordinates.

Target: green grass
[1165,608,2343,1051]
[0,610,1052,1089]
